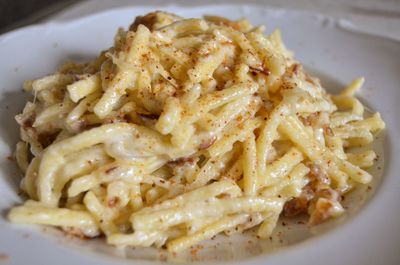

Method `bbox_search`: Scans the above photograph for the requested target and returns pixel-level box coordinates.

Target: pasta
[8,11,385,253]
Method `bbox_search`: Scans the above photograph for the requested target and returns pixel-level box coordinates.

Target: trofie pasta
[8,11,385,253]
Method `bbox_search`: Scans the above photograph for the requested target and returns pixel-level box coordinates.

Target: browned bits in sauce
[291,63,302,75]
[37,131,60,148]
[283,185,314,217]
[307,162,330,188]
[167,156,196,167]
[308,200,335,226]
[199,135,217,150]
[305,73,317,86]
[323,125,334,136]
[299,112,319,127]
[250,66,271,76]
[107,197,120,208]
[18,112,35,129]
[138,112,160,120]
[105,166,118,174]
[62,227,92,240]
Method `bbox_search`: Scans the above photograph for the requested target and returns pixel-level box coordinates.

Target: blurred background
[0,0,399,39]
[0,0,79,33]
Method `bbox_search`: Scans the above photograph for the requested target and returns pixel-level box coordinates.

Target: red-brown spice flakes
[190,245,203,260]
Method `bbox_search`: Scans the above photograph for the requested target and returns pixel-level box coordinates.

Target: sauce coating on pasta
[9,11,385,253]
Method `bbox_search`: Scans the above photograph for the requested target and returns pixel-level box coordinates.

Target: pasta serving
[8,11,385,253]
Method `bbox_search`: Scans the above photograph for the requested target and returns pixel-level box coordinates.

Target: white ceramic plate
[0,4,399,265]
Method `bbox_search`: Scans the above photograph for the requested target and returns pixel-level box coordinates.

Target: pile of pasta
[9,12,385,252]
